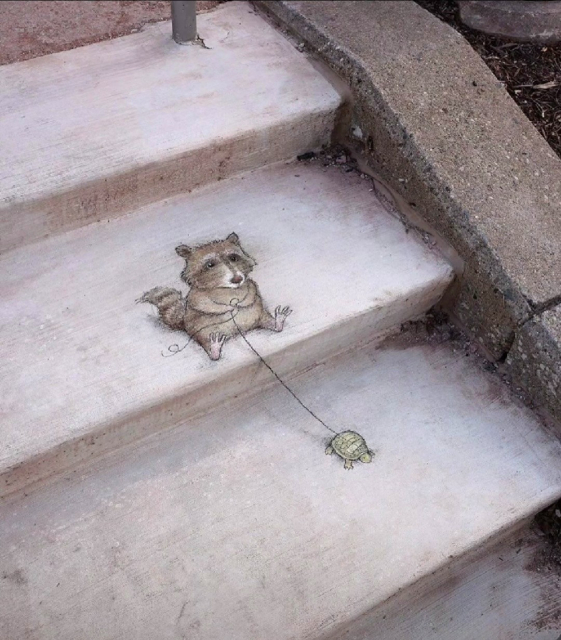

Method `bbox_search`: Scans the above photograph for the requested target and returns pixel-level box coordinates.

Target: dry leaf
[533,81,558,90]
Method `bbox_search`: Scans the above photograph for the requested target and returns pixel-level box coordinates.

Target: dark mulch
[416,0,561,159]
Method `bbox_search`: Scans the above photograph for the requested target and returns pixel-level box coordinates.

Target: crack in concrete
[528,293,561,317]
[503,293,561,362]
[175,600,188,637]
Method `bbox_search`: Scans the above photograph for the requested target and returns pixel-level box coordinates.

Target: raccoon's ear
[227,232,256,265]
[175,244,192,260]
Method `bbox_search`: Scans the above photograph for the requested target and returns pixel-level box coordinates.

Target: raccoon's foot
[207,333,226,361]
[274,306,292,332]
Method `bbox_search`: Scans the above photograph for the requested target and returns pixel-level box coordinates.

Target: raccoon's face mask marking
[176,233,256,290]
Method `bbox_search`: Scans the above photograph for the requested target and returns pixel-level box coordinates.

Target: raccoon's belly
[187,305,261,341]
[229,305,261,335]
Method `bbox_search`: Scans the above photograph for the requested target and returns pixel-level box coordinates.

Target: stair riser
[0,111,338,254]
[0,278,448,499]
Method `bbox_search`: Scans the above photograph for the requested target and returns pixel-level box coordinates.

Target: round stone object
[459,1,561,44]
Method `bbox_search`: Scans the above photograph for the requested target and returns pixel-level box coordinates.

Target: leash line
[229,308,339,436]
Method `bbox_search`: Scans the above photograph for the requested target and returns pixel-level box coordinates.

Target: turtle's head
[360,452,373,464]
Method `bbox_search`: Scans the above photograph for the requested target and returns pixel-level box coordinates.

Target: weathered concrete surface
[256,1,561,363]
[0,161,452,498]
[332,526,561,639]
[0,2,341,253]
[2,337,561,640]
[460,1,561,44]
[507,305,561,422]
[0,1,222,66]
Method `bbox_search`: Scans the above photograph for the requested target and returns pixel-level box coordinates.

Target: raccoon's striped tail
[137,286,185,330]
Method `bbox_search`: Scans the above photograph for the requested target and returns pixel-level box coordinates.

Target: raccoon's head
[176,233,257,290]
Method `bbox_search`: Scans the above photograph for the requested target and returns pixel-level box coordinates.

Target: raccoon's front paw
[209,333,226,360]
[274,306,292,332]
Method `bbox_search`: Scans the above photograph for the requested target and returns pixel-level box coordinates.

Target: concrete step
[0,1,341,253]
[2,335,560,640]
[0,160,452,498]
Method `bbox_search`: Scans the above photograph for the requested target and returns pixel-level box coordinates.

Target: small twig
[514,80,558,90]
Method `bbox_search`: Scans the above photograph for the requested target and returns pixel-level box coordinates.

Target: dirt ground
[416,0,561,160]
[0,1,222,66]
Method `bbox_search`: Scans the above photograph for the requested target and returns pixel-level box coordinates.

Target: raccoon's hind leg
[258,306,292,333]
[138,286,185,330]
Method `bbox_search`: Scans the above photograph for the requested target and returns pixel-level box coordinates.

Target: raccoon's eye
[228,254,239,262]
[206,260,216,269]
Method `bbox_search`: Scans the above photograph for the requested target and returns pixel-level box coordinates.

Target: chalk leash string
[228,303,339,436]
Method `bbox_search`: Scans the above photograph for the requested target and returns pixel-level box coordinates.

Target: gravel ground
[0,0,223,66]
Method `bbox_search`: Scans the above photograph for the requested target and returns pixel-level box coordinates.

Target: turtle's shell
[331,431,369,460]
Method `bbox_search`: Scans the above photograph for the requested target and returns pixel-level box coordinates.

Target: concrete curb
[254,0,561,424]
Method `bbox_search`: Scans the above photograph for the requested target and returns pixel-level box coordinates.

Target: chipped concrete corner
[254,0,561,424]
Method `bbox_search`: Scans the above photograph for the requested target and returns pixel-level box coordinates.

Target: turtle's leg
[325,446,334,455]
[344,459,354,470]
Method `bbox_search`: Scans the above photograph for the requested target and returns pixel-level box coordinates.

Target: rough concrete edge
[506,304,561,424]
[252,0,561,428]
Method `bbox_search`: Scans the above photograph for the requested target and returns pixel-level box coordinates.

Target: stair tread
[0,1,341,250]
[2,337,560,640]
[0,161,452,494]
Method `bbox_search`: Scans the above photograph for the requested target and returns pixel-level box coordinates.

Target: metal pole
[171,1,197,44]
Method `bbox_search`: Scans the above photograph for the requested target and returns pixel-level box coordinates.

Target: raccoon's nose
[231,275,243,284]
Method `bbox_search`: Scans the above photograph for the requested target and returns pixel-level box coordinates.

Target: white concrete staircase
[1,3,560,639]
